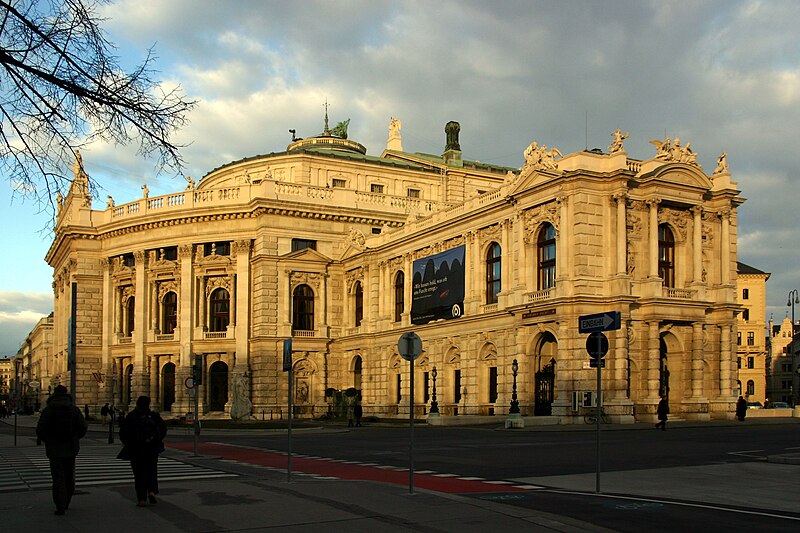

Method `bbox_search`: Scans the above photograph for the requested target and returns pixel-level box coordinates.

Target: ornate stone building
[44,118,744,423]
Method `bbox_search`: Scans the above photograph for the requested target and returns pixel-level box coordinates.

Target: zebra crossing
[0,444,237,492]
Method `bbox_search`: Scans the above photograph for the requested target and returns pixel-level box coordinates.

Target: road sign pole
[596,332,602,494]
[288,363,293,484]
[409,356,415,495]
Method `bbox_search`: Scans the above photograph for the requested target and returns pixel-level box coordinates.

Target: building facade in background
[41,118,745,423]
[735,263,769,405]
[768,316,798,405]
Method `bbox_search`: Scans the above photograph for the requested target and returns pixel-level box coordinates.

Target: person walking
[35,385,88,515]
[655,395,669,431]
[736,396,748,421]
[354,400,363,427]
[347,402,355,427]
[101,403,110,424]
[119,396,167,507]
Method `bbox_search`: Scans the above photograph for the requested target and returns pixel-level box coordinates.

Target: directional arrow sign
[578,311,621,334]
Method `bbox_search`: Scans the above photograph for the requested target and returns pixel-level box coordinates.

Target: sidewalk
[0,417,609,533]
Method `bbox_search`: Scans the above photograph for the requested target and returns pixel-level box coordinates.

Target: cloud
[0,291,52,355]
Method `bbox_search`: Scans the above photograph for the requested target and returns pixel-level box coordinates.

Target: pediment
[506,167,561,197]
[282,247,332,263]
[637,161,713,191]
[338,243,366,261]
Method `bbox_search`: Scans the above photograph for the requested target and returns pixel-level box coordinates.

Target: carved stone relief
[659,208,689,241]
[290,272,322,291]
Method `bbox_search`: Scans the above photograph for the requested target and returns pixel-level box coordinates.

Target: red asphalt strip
[169,442,524,494]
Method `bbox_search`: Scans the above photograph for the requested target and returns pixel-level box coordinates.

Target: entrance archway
[534,332,558,416]
[659,337,670,399]
[124,364,133,407]
[161,362,176,412]
[208,361,229,412]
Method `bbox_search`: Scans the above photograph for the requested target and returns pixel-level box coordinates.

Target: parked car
[746,401,763,409]
[765,401,790,409]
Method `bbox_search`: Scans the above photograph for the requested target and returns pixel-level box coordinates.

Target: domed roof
[287,111,366,155]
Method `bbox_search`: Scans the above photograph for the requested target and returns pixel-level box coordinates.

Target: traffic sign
[184,376,195,389]
[586,331,609,359]
[398,332,423,361]
[588,359,606,368]
[579,311,621,333]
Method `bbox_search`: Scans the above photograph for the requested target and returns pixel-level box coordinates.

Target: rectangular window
[332,178,347,188]
[291,239,317,252]
[747,356,755,369]
[371,227,381,234]
[204,242,230,256]
[122,253,135,267]
[407,188,421,198]
[747,332,755,346]
[742,309,750,321]
[370,183,384,194]
[454,369,461,403]
[742,288,749,300]
[488,366,498,403]
[156,246,178,261]
[737,332,742,346]
[737,357,741,369]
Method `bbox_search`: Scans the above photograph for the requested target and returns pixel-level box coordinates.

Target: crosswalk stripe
[0,445,237,492]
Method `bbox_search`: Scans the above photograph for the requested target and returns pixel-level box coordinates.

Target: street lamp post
[505,359,524,428]
[788,289,799,407]
[429,366,439,415]
[510,359,520,414]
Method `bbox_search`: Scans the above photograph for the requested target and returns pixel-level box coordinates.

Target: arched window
[485,242,501,304]
[125,297,135,336]
[746,380,755,396]
[394,271,404,323]
[209,288,230,332]
[537,223,556,290]
[292,284,314,331]
[658,224,675,288]
[162,291,177,334]
[354,281,363,327]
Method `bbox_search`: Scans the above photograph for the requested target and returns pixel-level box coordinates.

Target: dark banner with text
[411,245,465,325]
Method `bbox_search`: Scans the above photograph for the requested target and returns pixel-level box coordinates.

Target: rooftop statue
[185,176,195,189]
[106,195,115,208]
[389,116,402,139]
[141,184,149,198]
[714,152,729,174]
[331,119,350,139]
[649,136,699,165]
[609,129,629,153]
[523,141,561,171]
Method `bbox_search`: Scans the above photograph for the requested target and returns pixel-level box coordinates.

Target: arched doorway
[208,361,228,412]
[353,355,362,391]
[534,332,558,416]
[162,362,176,412]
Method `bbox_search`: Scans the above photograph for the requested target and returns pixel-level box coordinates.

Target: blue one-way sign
[579,311,621,334]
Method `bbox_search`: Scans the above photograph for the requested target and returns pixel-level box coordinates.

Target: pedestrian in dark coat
[735,396,748,421]
[655,396,669,431]
[354,401,363,427]
[119,395,167,507]
[35,385,88,515]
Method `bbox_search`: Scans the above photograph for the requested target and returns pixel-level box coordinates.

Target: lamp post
[504,359,524,428]
[510,359,520,414]
[789,289,799,406]
[429,366,439,414]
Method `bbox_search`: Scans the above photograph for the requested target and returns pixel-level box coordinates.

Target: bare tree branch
[0,0,196,224]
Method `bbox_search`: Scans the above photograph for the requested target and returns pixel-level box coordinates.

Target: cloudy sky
[1,0,798,355]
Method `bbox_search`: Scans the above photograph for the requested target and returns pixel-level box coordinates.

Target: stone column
[691,206,703,283]
[234,240,252,369]
[404,254,413,325]
[101,258,114,403]
[647,199,660,278]
[517,211,528,293]
[557,196,570,284]
[720,209,731,286]
[199,276,207,330]
[177,244,194,414]
[648,321,660,401]
[692,323,704,398]
[614,194,627,274]
[499,218,510,306]
[149,355,158,406]
[719,324,732,399]
[133,250,148,402]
